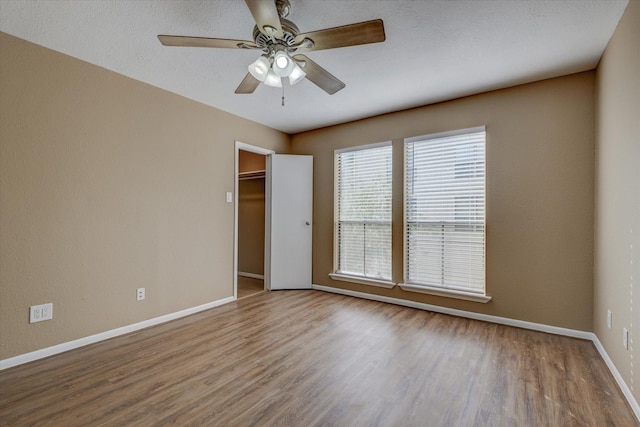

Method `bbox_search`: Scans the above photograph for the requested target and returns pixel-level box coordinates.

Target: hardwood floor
[1,290,637,426]
[237,276,265,299]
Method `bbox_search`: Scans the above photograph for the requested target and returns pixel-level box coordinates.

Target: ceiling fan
[158,0,385,95]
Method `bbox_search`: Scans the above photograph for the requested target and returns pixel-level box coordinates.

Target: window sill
[398,283,492,303]
[329,273,396,289]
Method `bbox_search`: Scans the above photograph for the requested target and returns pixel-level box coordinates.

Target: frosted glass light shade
[288,63,306,85]
[272,51,294,77]
[248,56,270,82]
[263,69,282,87]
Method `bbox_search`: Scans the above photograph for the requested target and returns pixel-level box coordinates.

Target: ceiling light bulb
[272,51,294,77]
[248,56,270,82]
[288,63,306,85]
[264,69,282,87]
[275,56,289,69]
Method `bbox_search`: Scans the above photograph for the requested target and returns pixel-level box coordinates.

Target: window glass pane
[338,222,364,275]
[336,144,392,281]
[405,129,486,293]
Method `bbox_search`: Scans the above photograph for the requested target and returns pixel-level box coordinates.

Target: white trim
[234,141,275,299]
[235,141,275,155]
[398,283,491,303]
[265,155,272,290]
[0,296,235,370]
[238,272,265,280]
[592,335,640,422]
[312,284,591,339]
[329,273,396,288]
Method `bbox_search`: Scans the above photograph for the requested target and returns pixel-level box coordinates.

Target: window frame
[331,141,395,288]
[400,127,491,303]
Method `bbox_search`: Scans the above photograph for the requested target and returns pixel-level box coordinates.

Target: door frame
[234,141,275,300]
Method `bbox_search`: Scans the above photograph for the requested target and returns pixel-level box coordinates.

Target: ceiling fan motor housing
[252,18,299,50]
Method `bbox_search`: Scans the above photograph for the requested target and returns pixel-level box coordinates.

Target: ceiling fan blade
[293,55,345,95]
[235,73,261,94]
[245,0,283,38]
[295,19,385,51]
[158,35,257,49]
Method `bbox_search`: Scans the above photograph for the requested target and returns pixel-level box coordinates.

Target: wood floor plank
[0,290,637,426]
[237,276,265,299]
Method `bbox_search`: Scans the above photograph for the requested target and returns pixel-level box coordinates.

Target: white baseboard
[592,335,640,421]
[312,284,640,421]
[312,284,591,339]
[0,296,236,370]
[238,272,265,280]
[4,285,640,423]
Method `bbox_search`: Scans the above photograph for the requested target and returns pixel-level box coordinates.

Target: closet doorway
[235,143,273,299]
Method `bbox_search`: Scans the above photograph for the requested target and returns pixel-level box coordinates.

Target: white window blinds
[335,143,392,280]
[404,128,486,293]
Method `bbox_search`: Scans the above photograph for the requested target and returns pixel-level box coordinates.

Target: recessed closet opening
[237,149,267,299]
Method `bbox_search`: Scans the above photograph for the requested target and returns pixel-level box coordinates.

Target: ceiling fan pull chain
[282,83,285,107]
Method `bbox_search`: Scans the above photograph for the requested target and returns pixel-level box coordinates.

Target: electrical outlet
[623,327,629,349]
[30,303,53,323]
[607,310,612,330]
[136,288,145,301]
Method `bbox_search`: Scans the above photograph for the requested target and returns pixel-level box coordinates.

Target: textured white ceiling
[0,0,628,134]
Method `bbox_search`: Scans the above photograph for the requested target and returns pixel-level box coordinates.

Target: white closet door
[266,154,313,290]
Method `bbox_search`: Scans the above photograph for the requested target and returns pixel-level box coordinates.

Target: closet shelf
[239,170,266,180]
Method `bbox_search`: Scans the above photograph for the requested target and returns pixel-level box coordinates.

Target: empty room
[1,0,639,425]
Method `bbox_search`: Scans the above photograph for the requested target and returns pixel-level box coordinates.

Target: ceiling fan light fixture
[272,50,294,77]
[263,69,283,87]
[288,62,306,85]
[159,2,385,95]
[248,56,270,81]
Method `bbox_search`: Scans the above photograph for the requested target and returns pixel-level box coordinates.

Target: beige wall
[594,0,640,403]
[0,33,289,359]
[291,72,595,331]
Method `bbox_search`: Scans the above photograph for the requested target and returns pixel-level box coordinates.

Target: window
[404,127,486,295]
[334,142,392,283]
